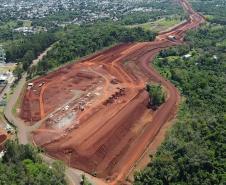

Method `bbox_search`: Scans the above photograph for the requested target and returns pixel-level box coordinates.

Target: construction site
[19,0,205,184]
[0,128,8,150]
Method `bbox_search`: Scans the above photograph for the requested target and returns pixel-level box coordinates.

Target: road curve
[4,44,56,145]
[3,47,85,185]
[3,0,204,185]
[108,0,204,183]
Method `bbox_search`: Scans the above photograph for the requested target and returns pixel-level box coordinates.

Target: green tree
[0,141,67,185]
[13,65,23,80]
[134,24,226,185]
[81,174,92,185]
[146,84,166,109]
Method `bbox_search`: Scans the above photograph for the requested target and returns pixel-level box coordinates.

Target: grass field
[0,64,16,73]
[22,20,32,27]
[128,17,182,32]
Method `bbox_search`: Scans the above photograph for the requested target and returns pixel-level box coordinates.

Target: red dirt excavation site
[20,0,204,184]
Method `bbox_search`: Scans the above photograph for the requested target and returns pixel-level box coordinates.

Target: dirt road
[3,45,86,185]
[5,0,205,184]
[4,44,57,144]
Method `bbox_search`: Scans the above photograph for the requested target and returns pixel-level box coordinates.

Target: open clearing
[128,16,182,32]
[19,0,204,184]
[0,63,16,73]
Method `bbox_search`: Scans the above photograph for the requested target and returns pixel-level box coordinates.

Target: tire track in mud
[106,0,205,184]
[16,0,205,184]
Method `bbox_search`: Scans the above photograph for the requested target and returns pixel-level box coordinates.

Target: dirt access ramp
[20,0,205,184]
[31,43,152,179]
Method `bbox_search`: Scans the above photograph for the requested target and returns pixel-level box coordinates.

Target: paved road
[3,46,84,185]
[3,0,204,184]
[4,75,29,144]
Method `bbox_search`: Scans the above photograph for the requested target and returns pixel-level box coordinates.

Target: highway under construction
[16,0,205,184]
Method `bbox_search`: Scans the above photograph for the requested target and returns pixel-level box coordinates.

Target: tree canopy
[134,24,226,185]
[0,140,67,185]
[146,84,166,109]
[28,23,156,77]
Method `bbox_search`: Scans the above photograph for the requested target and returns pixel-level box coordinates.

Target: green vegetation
[0,21,23,42]
[120,0,185,26]
[28,24,156,78]
[5,32,56,64]
[127,16,182,32]
[0,140,66,185]
[22,20,32,27]
[146,84,166,109]
[29,0,185,28]
[81,174,92,185]
[190,0,226,24]
[4,32,56,80]
[134,24,226,185]
[0,0,185,82]
[0,64,16,73]
[1,21,155,81]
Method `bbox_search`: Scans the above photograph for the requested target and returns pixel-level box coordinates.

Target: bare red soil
[0,130,8,148]
[0,134,7,144]
[20,0,204,184]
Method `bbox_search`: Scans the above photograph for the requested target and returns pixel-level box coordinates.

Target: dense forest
[5,32,56,81]
[134,24,226,185]
[6,33,56,65]
[27,24,156,78]
[0,141,66,185]
[0,21,23,42]
[0,21,56,67]
[191,0,226,25]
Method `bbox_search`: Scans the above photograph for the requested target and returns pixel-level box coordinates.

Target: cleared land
[0,63,16,73]
[128,16,182,32]
[0,127,8,148]
[19,0,204,184]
